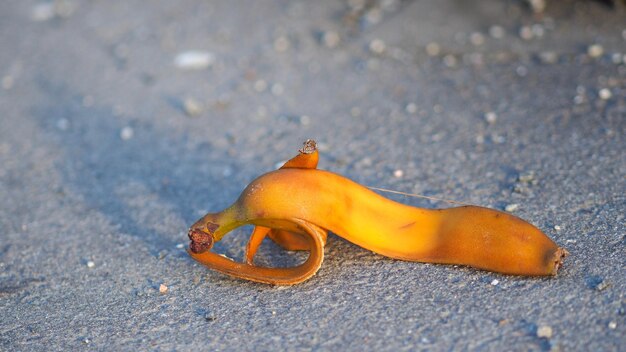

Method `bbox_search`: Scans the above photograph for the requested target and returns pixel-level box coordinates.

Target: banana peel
[187,140,568,285]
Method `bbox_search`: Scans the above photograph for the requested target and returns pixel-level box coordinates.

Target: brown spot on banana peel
[196,168,566,278]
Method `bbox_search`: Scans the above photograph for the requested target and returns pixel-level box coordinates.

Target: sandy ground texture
[1,0,625,351]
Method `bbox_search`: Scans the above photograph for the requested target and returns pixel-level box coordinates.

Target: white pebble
[254,80,267,92]
[183,98,203,117]
[174,51,214,70]
[489,26,505,39]
[322,31,340,48]
[31,3,55,21]
[273,36,290,52]
[159,284,168,293]
[554,225,562,231]
[405,103,417,114]
[369,39,386,54]
[490,279,499,286]
[598,88,612,100]
[2,76,14,90]
[505,204,519,212]
[484,112,497,124]
[86,261,95,268]
[608,321,617,329]
[120,126,134,140]
[587,44,604,58]
[519,26,533,40]
[271,83,284,96]
[425,42,440,56]
[175,243,184,249]
[470,32,485,46]
[56,118,69,131]
[536,325,553,338]
[393,169,404,178]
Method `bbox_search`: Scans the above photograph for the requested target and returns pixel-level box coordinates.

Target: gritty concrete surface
[0,0,625,351]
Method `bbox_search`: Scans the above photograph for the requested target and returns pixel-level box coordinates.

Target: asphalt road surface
[1,1,624,351]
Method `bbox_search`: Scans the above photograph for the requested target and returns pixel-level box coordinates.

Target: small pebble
[120,126,134,140]
[489,26,505,39]
[554,225,562,231]
[484,112,497,124]
[405,103,417,114]
[469,32,485,46]
[322,31,340,48]
[598,88,612,100]
[86,261,95,268]
[518,171,535,183]
[425,42,440,56]
[490,279,499,286]
[2,76,14,90]
[587,44,604,58]
[519,26,534,40]
[505,204,519,212]
[443,54,457,68]
[271,83,284,96]
[539,51,558,64]
[608,321,617,329]
[369,39,386,54]
[393,169,404,178]
[31,3,55,21]
[174,51,214,70]
[254,80,267,92]
[183,98,203,117]
[175,243,184,249]
[159,284,168,293]
[273,36,290,52]
[56,118,69,131]
[537,325,553,338]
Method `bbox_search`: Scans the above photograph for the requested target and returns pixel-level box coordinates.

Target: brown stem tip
[551,247,569,275]
[299,139,317,154]
[188,229,214,253]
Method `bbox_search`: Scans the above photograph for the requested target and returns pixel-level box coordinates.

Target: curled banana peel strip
[187,140,568,285]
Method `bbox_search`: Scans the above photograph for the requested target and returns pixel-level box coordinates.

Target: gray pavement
[0,0,624,350]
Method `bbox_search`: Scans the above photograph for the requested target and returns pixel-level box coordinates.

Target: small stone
[469,32,485,46]
[32,3,55,21]
[253,80,267,92]
[393,169,404,178]
[425,42,441,57]
[539,51,558,64]
[490,279,499,286]
[175,243,184,249]
[518,171,535,183]
[519,26,533,40]
[183,98,203,117]
[299,115,311,126]
[369,39,386,54]
[587,44,604,58]
[443,55,457,68]
[2,76,14,90]
[120,126,134,140]
[271,83,284,96]
[489,26,505,39]
[608,321,617,329]
[273,36,290,52]
[322,31,340,48]
[86,261,95,268]
[505,204,519,212]
[159,284,168,293]
[537,325,553,338]
[174,51,214,70]
[484,112,497,124]
[56,118,69,131]
[405,103,417,114]
[598,88,612,100]
[554,225,562,231]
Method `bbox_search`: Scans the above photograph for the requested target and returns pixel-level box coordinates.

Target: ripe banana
[188,140,567,285]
